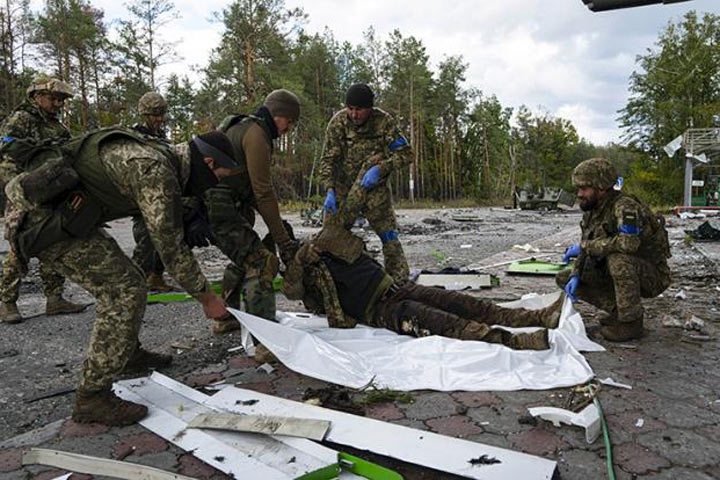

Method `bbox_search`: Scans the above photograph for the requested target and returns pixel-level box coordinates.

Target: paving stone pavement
[1,211,719,479]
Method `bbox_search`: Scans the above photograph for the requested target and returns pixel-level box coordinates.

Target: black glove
[183,200,214,248]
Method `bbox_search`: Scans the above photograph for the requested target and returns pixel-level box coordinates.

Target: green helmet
[26,75,73,99]
[264,89,300,122]
[138,92,167,116]
[572,158,618,190]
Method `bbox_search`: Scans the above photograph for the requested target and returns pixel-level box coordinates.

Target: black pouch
[59,190,102,237]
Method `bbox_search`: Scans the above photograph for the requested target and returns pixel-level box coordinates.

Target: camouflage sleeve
[282,256,305,300]
[310,263,356,328]
[102,140,209,297]
[376,114,412,178]
[582,197,643,256]
[318,113,344,190]
[0,110,33,140]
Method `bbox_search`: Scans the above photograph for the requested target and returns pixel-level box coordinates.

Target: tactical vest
[217,114,273,203]
[15,127,180,259]
[604,192,672,261]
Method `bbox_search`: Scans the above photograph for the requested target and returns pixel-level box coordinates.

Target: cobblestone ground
[1,209,718,479]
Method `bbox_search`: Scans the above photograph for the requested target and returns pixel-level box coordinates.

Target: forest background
[1,0,719,206]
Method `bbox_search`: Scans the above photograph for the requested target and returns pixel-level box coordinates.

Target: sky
[42,0,720,145]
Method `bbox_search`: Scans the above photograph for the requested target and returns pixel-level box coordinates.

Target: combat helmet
[138,92,167,116]
[572,158,618,191]
[26,75,73,99]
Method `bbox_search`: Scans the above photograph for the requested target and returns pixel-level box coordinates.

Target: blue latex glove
[323,190,337,214]
[563,244,582,263]
[565,276,580,303]
[323,189,337,214]
[360,165,381,190]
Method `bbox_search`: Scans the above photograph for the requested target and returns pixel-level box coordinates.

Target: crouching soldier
[4,128,239,426]
[557,158,671,341]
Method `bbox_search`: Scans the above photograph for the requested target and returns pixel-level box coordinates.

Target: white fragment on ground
[598,377,632,390]
[512,243,540,253]
[675,290,687,300]
[460,244,472,249]
[661,315,684,328]
[635,418,644,428]
[258,363,275,374]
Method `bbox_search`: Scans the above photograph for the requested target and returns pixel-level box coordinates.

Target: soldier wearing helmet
[133,91,168,139]
[131,92,171,291]
[556,158,672,342]
[0,74,87,324]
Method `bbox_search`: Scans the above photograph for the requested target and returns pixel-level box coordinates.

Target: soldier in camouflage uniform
[130,92,172,292]
[4,129,238,426]
[208,89,301,334]
[556,158,672,342]
[283,224,562,350]
[319,83,411,283]
[0,75,87,323]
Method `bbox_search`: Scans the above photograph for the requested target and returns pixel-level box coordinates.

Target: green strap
[146,278,284,303]
[296,453,403,480]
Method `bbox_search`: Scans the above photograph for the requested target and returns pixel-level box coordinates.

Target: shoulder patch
[619,209,639,235]
[389,134,408,151]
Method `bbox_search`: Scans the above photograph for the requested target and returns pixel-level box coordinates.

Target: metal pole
[684,157,693,207]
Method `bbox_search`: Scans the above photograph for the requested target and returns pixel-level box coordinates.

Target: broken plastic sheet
[232,292,603,392]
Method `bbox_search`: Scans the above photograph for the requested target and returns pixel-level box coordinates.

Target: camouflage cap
[138,92,167,115]
[572,158,618,190]
[26,75,73,98]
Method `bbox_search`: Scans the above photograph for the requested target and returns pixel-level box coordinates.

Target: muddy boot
[147,272,173,292]
[72,389,148,426]
[0,302,23,324]
[508,329,550,350]
[254,343,278,364]
[600,320,643,342]
[122,347,172,374]
[213,315,242,334]
[539,294,565,329]
[595,310,618,326]
[45,296,88,316]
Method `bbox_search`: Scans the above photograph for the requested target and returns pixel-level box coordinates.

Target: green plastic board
[506,259,568,276]
[296,452,403,480]
[147,278,284,303]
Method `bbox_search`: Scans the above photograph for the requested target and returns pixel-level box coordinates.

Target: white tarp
[232,292,604,391]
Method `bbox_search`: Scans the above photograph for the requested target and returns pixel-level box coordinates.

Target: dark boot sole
[46,304,90,316]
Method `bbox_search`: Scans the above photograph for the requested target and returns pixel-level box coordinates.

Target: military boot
[600,320,643,342]
[122,347,172,374]
[72,389,148,426]
[0,302,22,324]
[595,310,618,326]
[45,296,88,316]
[147,272,173,292]
[539,294,565,329]
[212,315,242,334]
[254,343,278,364]
[508,329,550,350]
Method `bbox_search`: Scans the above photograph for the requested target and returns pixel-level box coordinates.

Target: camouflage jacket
[0,100,71,182]
[574,190,671,275]
[318,107,412,195]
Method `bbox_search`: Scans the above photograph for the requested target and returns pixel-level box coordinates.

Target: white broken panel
[23,448,195,480]
[206,385,557,480]
[416,274,492,290]
[528,403,601,444]
[115,373,362,479]
[188,413,330,441]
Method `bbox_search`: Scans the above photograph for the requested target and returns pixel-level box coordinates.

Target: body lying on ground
[281,225,563,350]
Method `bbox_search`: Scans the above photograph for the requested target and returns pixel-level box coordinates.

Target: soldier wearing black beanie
[345,83,374,108]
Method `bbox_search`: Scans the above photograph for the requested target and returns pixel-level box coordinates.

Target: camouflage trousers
[370,283,547,346]
[0,248,65,303]
[556,253,671,324]
[212,212,276,321]
[329,181,409,283]
[37,228,146,393]
[131,216,164,275]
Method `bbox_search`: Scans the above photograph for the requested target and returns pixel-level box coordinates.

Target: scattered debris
[528,403,601,444]
[681,333,713,344]
[468,454,502,466]
[675,290,687,300]
[25,386,76,404]
[598,378,632,390]
[23,448,196,480]
[517,415,537,426]
[460,244,473,249]
[354,388,414,406]
[422,217,443,225]
[684,220,720,241]
[661,314,684,328]
[0,349,19,359]
[235,399,259,406]
[257,363,275,374]
[188,412,331,441]
[452,214,481,222]
[170,342,193,351]
[635,418,644,428]
[214,456,225,462]
[302,386,365,416]
[227,345,245,353]
[512,243,540,253]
